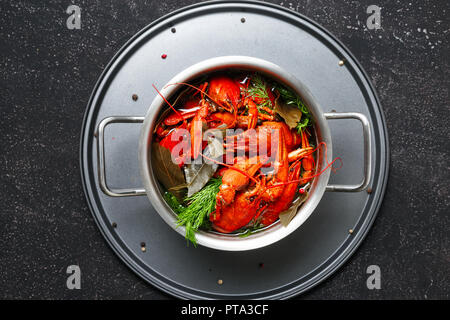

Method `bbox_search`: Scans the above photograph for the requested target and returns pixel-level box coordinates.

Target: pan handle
[95,116,146,197]
[323,112,372,192]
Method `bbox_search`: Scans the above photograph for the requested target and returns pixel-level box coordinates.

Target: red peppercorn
[161,54,167,59]
[299,188,305,194]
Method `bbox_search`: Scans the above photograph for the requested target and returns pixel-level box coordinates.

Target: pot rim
[139,56,332,251]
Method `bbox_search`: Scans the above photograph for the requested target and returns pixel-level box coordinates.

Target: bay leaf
[184,162,217,197]
[184,131,225,197]
[273,98,302,129]
[168,183,188,190]
[205,130,225,158]
[151,142,186,200]
[278,187,310,227]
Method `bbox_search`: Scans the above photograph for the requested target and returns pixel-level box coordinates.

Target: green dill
[164,191,185,214]
[246,74,273,111]
[295,115,310,133]
[170,177,222,246]
[237,221,264,238]
[276,84,312,133]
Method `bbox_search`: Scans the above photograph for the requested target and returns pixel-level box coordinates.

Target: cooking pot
[95,56,372,251]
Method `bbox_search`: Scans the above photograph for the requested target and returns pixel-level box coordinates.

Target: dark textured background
[0,0,448,299]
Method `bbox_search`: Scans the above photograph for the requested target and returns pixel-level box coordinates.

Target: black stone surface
[0,0,448,299]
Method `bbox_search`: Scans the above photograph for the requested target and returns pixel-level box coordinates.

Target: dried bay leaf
[151,142,186,200]
[205,129,225,158]
[185,163,217,197]
[273,98,302,129]
[184,132,225,197]
[278,188,310,227]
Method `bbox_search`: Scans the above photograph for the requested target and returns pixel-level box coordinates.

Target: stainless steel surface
[81,0,388,298]
[136,55,370,251]
[94,57,374,250]
[324,112,372,192]
[96,116,146,197]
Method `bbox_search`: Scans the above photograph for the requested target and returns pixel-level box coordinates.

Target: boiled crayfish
[210,127,315,233]
[155,73,319,234]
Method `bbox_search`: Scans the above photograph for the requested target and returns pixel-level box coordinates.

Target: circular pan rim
[80,0,390,300]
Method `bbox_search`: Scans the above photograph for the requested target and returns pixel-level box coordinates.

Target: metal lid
[80,0,389,299]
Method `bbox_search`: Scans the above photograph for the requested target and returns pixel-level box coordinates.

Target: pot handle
[95,116,146,197]
[323,112,372,192]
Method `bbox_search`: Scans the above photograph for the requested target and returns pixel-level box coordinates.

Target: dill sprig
[163,191,185,214]
[246,74,273,112]
[276,85,312,133]
[165,178,222,246]
[237,221,264,238]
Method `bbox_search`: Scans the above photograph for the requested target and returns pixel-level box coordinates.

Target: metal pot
[96,56,372,251]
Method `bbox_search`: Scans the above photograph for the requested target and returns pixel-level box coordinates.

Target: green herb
[169,177,222,246]
[246,74,273,111]
[237,222,264,238]
[164,191,185,214]
[276,85,312,133]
